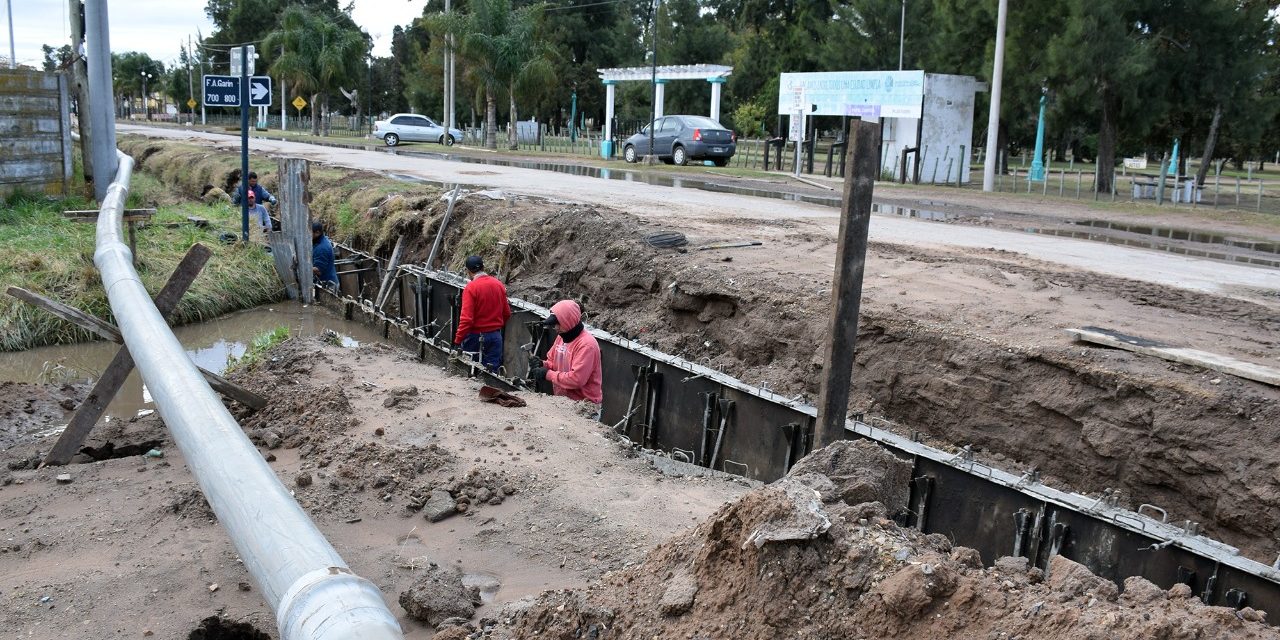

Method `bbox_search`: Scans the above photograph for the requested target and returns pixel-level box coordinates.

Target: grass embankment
[116,136,511,272]
[0,172,283,351]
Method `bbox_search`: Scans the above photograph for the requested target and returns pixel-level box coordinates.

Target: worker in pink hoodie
[530,300,602,404]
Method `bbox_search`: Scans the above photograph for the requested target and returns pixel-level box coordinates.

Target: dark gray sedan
[623,115,736,166]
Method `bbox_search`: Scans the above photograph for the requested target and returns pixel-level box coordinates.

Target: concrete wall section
[919,73,981,185]
[0,69,72,197]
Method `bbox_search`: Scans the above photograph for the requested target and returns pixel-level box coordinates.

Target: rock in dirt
[295,473,313,488]
[786,439,911,514]
[398,563,481,627]
[432,627,472,640]
[423,489,457,522]
[383,396,400,408]
[390,385,419,397]
[658,570,698,616]
[55,474,72,484]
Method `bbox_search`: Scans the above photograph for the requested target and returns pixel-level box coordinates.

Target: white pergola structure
[597,64,732,157]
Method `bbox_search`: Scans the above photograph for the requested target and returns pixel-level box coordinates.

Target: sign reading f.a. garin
[778,70,925,119]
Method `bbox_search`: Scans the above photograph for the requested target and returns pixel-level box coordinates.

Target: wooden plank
[64,208,154,222]
[278,157,313,303]
[267,230,299,299]
[42,244,213,466]
[1067,326,1280,388]
[199,368,267,410]
[815,120,881,447]
[5,286,122,343]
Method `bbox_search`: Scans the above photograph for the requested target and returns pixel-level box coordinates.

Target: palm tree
[266,6,369,136]
[432,0,556,150]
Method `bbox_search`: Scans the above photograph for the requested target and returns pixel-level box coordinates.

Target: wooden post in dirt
[278,158,314,303]
[814,120,881,448]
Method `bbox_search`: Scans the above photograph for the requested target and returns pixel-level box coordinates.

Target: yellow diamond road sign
[186,98,197,109]
[292,96,307,111]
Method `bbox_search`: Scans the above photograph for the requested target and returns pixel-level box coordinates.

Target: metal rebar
[94,152,402,639]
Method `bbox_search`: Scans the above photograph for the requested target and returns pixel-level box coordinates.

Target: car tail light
[693,128,702,141]
[731,131,737,143]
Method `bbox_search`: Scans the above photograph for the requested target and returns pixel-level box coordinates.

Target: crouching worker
[530,300,602,405]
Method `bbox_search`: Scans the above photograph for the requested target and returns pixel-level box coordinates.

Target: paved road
[121,125,1280,302]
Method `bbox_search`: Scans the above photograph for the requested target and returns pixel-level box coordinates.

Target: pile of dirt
[490,442,1279,640]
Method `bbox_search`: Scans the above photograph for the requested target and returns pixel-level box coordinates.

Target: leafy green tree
[430,0,557,150]
[112,52,166,117]
[1047,0,1159,193]
[265,5,371,135]
[41,45,73,72]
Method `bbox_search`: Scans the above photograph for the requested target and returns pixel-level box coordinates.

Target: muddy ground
[340,189,1279,562]
[4,339,1274,639]
[114,133,1280,559]
[0,337,746,638]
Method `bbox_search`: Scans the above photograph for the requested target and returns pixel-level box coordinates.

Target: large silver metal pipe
[94,151,402,639]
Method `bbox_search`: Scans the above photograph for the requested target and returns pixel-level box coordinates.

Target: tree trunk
[484,89,497,150]
[1096,93,1118,194]
[310,93,321,136]
[508,81,519,150]
[322,94,332,136]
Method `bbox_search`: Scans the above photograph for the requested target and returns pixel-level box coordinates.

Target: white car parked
[372,114,465,147]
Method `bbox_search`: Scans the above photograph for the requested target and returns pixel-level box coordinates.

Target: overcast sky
[5,0,430,69]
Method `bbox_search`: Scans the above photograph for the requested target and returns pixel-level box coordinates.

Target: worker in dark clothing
[232,171,278,208]
[453,255,512,372]
[311,221,338,286]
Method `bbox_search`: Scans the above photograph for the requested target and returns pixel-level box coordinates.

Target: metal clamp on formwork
[94,152,402,640]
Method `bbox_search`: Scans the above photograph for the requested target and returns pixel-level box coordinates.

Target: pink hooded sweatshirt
[541,300,603,404]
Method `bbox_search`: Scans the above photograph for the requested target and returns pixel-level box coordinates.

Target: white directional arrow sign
[248,76,272,107]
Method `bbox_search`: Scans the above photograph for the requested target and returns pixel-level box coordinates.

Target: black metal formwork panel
[713,387,808,482]
[914,457,1045,565]
[598,342,650,439]
[1213,563,1280,614]
[645,362,719,463]
[1046,507,1201,587]
[425,280,461,344]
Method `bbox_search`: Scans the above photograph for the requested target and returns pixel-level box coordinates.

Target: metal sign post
[239,44,250,242]
[791,110,804,177]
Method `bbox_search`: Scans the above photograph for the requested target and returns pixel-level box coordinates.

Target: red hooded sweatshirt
[454,273,512,344]
[541,300,602,404]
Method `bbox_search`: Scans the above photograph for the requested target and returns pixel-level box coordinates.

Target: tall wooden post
[278,157,314,303]
[814,120,881,447]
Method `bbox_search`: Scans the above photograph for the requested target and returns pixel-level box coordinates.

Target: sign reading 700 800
[203,75,241,107]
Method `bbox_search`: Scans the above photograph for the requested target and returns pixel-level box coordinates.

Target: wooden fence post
[278,157,313,303]
[814,120,881,448]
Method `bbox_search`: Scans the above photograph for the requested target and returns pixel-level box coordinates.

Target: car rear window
[680,116,724,129]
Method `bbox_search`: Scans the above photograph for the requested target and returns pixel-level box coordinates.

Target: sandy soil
[0,337,747,639]
[111,130,1279,557]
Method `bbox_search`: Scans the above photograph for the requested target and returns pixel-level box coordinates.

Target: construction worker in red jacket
[454,255,512,372]
[530,299,602,404]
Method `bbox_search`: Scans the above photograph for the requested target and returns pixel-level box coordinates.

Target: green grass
[0,187,285,351]
[225,325,289,373]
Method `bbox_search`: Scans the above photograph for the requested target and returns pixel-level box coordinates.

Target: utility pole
[981,0,1008,192]
[6,0,15,69]
[814,120,881,448]
[443,0,454,130]
[898,0,905,71]
[69,0,93,191]
[646,0,658,163]
[185,39,193,124]
[84,0,117,202]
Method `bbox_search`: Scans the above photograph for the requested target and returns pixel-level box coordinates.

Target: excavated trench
[337,194,1280,563]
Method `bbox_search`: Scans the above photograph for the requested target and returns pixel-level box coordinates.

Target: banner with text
[777,70,925,119]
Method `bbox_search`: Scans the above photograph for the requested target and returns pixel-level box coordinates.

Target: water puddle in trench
[0,301,383,423]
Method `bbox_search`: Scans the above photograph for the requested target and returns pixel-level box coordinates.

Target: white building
[778,71,986,184]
